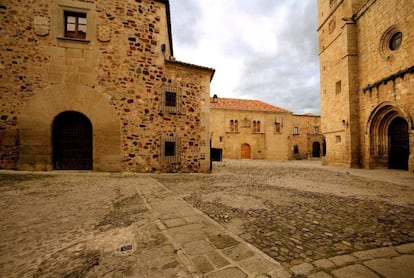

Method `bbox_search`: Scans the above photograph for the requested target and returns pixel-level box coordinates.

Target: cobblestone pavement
[1,160,414,277]
[154,160,414,277]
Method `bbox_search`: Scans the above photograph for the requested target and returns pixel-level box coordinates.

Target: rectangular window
[64,11,87,39]
[275,122,281,133]
[161,136,181,163]
[335,80,341,95]
[165,91,177,107]
[161,85,181,113]
[314,126,319,135]
[293,127,299,135]
[164,141,176,156]
[336,135,341,143]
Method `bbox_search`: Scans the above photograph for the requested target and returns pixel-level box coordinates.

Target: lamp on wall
[212,94,218,103]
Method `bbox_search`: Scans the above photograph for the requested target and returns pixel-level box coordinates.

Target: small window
[293,127,299,135]
[161,86,181,113]
[164,141,175,156]
[389,32,402,51]
[64,11,87,39]
[161,136,180,163]
[275,122,281,133]
[165,91,177,107]
[230,120,238,132]
[335,80,341,95]
[336,135,341,143]
[294,144,299,154]
[219,136,223,143]
[314,126,319,135]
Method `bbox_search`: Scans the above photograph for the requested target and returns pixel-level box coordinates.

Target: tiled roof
[210,97,291,113]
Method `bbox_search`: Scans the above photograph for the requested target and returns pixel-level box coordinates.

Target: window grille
[161,136,181,163]
[161,85,181,113]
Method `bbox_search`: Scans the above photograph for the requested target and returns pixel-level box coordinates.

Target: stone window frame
[293,126,299,135]
[379,25,403,59]
[229,119,239,132]
[160,136,181,163]
[56,0,95,43]
[252,120,261,133]
[314,126,320,135]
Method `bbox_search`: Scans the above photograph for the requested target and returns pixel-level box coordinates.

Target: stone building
[318,0,414,172]
[291,113,325,160]
[0,0,214,172]
[210,96,323,161]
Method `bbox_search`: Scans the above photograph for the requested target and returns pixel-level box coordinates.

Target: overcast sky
[169,0,320,115]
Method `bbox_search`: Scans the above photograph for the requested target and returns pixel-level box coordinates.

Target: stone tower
[0,0,214,172]
[318,0,414,172]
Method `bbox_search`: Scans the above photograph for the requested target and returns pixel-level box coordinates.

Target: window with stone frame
[275,122,281,133]
[229,120,239,132]
[252,120,261,133]
[64,11,87,39]
[293,126,299,135]
[314,126,319,135]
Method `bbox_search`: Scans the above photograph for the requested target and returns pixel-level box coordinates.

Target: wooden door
[241,143,251,159]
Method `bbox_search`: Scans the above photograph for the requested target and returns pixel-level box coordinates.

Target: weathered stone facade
[318,0,414,172]
[210,97,323,161]
[0,0,214,172]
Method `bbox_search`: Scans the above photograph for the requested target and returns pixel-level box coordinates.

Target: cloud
[169,0,320,115]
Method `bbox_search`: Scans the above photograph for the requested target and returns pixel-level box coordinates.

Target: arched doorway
[312,142,321,157]
[367,103,411,170]
[388,117,409,170]
[241,143,251,159]
[52,111,93,170]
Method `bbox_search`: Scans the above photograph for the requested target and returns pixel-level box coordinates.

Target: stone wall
[0,0,213,172]
[318,0,414,172]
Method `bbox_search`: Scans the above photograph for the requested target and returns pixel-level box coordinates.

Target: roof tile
[210,97,290,113]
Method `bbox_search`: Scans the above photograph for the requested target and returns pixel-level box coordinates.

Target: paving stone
[183,240,215,256]
[395,242,414,254]
[331,264,379,278]
[206,251,230,268]
[352,247,398,260]
[268,267,292,278]
[208,234,239,249]
[363,255,414,278]
[221,244,255,262]
[330,254,357,266]
[290,262,314,276]
[205,267,247,278]
[313,258,335,269]
[308,271,333,278]
[192,256,214,273]
[238,257,275,275]
[163,218,187,228]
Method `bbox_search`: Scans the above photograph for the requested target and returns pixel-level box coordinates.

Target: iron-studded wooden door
[53,111,93,170]
[388,117,409,170]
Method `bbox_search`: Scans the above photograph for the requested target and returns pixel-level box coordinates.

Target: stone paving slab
[363,255,414,278]
[143,178,291,277]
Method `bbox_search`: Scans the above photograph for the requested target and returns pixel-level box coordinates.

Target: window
[294,145,299,154]
[335,80,341,95]
[336,135,341,143]
[164,141,175,156]
[275,122,281,133]
[219,136,223,143]
[230,120,238,132]
[293,127,299,135]
[314,126,319,135]
[161,137,180,163]
[252,120,261,133]
[165,92,177,107]
[64,11,87,39]
[161,86,181,113]
[389,32,402,51]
